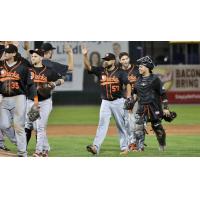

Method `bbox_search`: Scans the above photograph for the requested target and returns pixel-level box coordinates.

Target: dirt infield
[0,151,16,157]
[47,124,200,136]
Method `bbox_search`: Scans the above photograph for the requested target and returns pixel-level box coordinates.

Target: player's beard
[104,62,113,69]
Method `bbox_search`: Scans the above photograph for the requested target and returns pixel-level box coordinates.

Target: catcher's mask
[137,56,155,70]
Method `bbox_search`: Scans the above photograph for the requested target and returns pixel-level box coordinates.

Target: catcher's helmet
[137,56,155,70]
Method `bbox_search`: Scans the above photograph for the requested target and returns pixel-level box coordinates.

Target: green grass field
[4,104,200,157]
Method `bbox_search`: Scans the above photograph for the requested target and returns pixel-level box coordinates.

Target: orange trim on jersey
[110,83,113,99]
[34,96,39,105]
[3,60,22,72]
[128,65,134,76]
[105,84,109,99]
[108,67,118,99]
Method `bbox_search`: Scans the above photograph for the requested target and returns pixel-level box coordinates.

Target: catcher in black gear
[134,56,174,151]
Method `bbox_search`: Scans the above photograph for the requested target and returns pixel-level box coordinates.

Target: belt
[103,98,120,101]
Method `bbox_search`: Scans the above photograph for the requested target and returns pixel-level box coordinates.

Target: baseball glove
[124,97,136,110]
[37,82,55,98]
[163,111,177,122]
[27,104,40,122]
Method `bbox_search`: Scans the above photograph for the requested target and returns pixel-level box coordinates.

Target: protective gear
[124,97,135,110]
[152,123,166,146]
[37,82,54,98]
[27,104,40,122]
[134,114,145,151]
[137,56,155,70]
[163,111,177,122]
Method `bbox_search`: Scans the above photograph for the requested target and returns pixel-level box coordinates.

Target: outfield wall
[53,65,200,105]
[154,65,200,103]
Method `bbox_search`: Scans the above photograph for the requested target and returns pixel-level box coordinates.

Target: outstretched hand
[64,43,73,55]
[81,44,88,56]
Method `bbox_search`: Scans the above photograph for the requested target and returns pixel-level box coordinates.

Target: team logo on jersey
[100,76,119,85]
[141,82,146,86]
[33,74,47,83]
[0,69,20,81]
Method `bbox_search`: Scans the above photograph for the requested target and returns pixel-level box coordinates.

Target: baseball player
[26,48,66,157]
[0,42,30,151]
[25,42,73,145]
[134,56,170,151]
[119,52,141,151]
[0,44,37,157]
[82,46,132,155]
[41,42,73,72]
[0,44,13,151]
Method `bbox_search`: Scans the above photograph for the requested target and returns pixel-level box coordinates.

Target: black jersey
[134,74,168,106]
[42,59,69,77]
[29,65,62,101]
[89,66,130,100]
[122,64,139,97]
[0,60,36,99]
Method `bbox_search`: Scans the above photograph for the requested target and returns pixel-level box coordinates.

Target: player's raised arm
[64,44,74,71]
[81,45,92,71]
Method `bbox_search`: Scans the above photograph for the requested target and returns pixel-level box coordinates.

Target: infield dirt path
[47,124,200,136]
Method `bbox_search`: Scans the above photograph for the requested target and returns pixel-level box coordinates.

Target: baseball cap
[29,49,44,57]
[102,53,116,61]
[41,43,56,52]
[4,44,18,53]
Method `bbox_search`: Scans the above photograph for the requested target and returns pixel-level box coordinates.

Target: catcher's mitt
[124,97,135,110]
[163,111,177,122]
[27,104,40,122]
[37,82,55,98]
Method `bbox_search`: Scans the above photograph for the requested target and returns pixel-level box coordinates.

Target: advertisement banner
[154,65,200,103]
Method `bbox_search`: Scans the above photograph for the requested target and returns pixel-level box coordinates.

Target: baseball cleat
[128,143,137,151]
[86,145,97,155]
[159,145,166,151]
[0,146,11,152]
[119,149,128,155]
[137,147,144,152]
[33,152,43,157]
[42,150,49,157]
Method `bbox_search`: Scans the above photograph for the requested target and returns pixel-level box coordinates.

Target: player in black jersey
[82,46,132,155]
[134,56,170,151]
[25,48,65,156]
[119,52,143,151]
[0,44,37,156]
